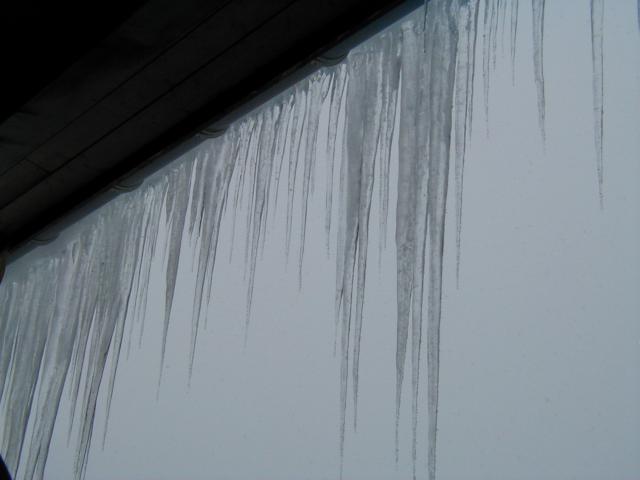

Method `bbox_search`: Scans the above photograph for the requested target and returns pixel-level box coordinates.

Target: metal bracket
[110,174,145,193]
[315,52,349,67]
[198,125,229,138]
[29,233,60,246]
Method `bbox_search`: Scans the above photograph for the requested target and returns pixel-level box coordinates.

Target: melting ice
[0,1,615,479]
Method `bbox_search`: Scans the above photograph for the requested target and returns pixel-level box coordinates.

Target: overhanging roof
[0,0,420,258]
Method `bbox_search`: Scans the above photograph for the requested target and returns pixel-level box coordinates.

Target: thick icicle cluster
[335,27,401,468]
[0,1,611,479]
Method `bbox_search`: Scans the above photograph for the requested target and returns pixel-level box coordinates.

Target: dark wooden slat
[0,0,231,171]
[0,1,148,123]
[23,0,297,173]
[0,161,47,209]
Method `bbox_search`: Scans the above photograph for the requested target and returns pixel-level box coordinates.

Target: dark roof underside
[0,0,417,255]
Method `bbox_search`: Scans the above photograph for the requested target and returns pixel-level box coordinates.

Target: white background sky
[40,1,639,479]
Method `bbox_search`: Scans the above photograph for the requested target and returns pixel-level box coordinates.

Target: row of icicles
[0,1,612,479]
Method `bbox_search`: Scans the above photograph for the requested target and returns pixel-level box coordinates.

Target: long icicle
[24,248,82,480]
[377,31,401,260]
[158,162,193,390]
[325,65,348,253]
[351,41,385,430]
[590,0,604,206]
[510,0,519,84]
[425,3,458,479]
[245,109,278,340]
[298,75,323,286]
[336,50,366,478]
[0,264,54,476]
[531,0,546,142]
[395,19,420,465]
[453,0,480,287]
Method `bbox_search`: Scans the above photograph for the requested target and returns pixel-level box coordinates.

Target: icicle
[325,65,348,253]
[510,0,519,83]
[228,124,251,262]
[190,137,236,376]
[392,2,460,478]
[23,247,82,480]
[423,5,458,480]
[334,26,402,467]
[202,148,236,330]
[376,31,401,258]
[351,43,385,429]
[0,282,19,403]
[285,87,308,260]
[271,96,295,224]
[334,128,349,358]
[298,75,323,285]
[74,209,131,480]
[482,0,501,132]
[191,150,217,329]
[0,265,52,476]
[336,51,366,475]
[158,162,193,389]
[409,32,430,480]
[243,121,262,273]
[102,202,149,443]
[188,152,206,239]
[394,19,420,465]
[590,0,604,206]
[482,0,492,127]
[453,0,480,287]
[67,230,103,441]
[499,0,508,56]
[495,0,505,65]
[245,108,278,339]
[133,183,165,349]
[259,103,286,259]
[126,186,164,358]
[531,0,546,142]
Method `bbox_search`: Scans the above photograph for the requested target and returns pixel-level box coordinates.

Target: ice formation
[531,0,546,142]
[0,1,614,479]
[591,0,604,205]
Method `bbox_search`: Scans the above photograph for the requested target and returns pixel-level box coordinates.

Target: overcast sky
[38,1,640,479]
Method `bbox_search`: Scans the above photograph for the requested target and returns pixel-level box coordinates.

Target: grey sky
[33,0,640,479]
